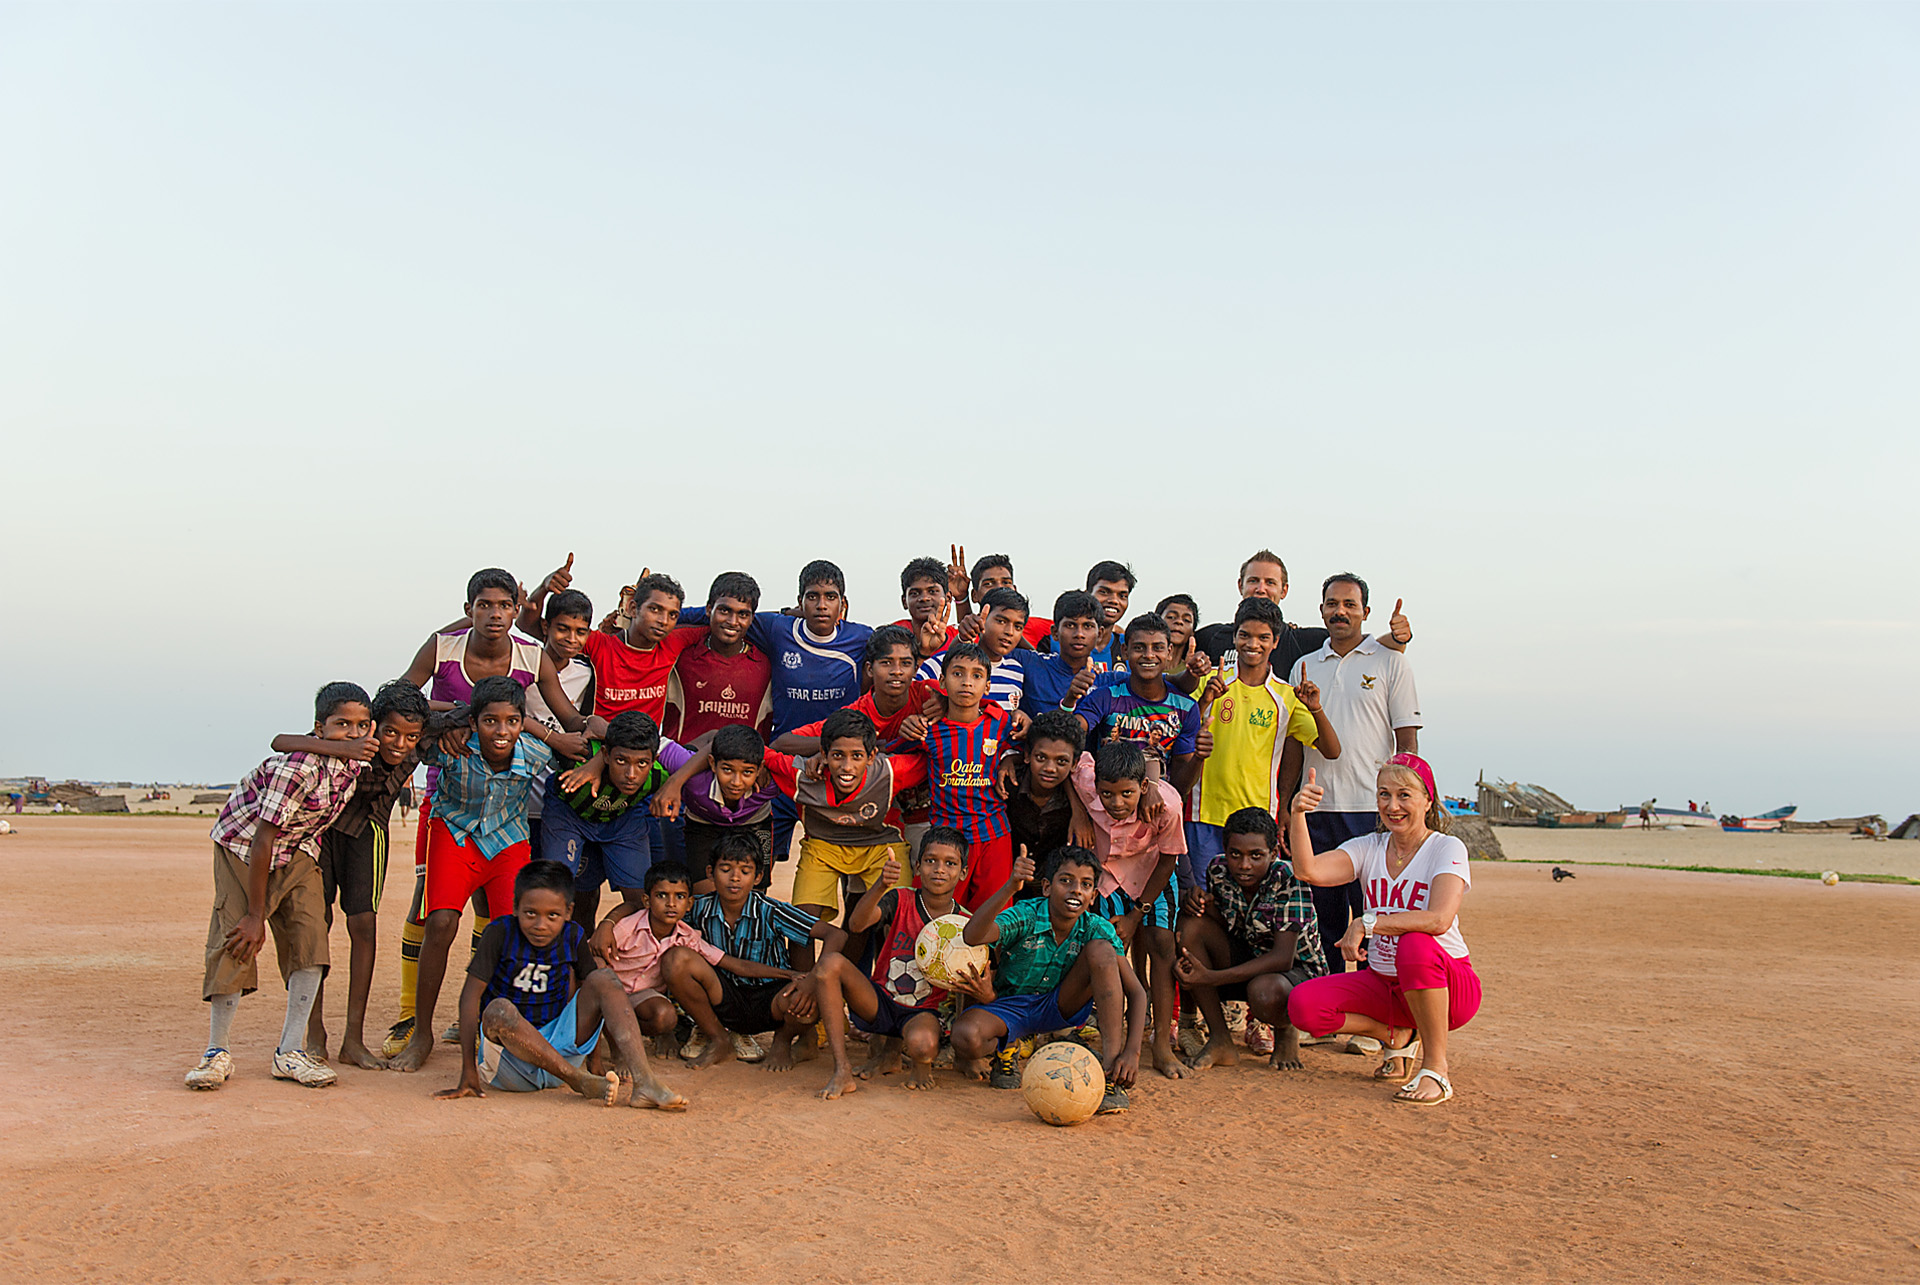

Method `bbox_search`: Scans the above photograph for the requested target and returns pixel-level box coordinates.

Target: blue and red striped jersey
[920,704,1012,842]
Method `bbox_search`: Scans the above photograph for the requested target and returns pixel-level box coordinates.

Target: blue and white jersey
[915,650,1027,714]
[750,612,872,735]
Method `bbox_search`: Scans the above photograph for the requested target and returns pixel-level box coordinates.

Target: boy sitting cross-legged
[187,682,374,1091]
[668,832,847,1070]
[435,859,685,1110]
[950,845,1147,1112]
[1175,806,1327,1072]
[799,826,978,1100]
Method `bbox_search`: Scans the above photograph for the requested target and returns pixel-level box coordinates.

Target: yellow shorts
[791,838,905,913]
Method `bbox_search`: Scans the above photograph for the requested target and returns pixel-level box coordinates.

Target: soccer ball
[1820,870,1840,886]
[913,914,989,988]
[1021,1040,1103,1126]
[0,820,10,835]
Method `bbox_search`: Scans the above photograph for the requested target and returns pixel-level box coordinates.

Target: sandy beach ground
[1,817,1914,1283]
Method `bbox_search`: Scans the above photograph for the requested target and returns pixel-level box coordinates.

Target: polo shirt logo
[1361,674,1377,689]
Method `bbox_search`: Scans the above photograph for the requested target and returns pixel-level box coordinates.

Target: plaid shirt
[687,891,815,970]
[1206,858,1326,977]
[417,733,553,858]
[211,753,367,870]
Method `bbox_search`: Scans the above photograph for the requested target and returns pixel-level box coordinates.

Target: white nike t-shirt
[1335,830,1471,976]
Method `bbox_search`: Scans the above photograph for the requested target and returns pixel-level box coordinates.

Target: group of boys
[189,547,1423,1118]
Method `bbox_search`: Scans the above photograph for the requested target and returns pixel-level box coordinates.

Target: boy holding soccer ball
[952,845,1147,1112]
[797,826,979,1100]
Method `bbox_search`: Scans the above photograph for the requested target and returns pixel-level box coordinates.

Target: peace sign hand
[946,544,970,603]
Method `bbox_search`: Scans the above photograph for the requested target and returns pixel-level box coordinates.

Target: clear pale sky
[3,4,1915,818]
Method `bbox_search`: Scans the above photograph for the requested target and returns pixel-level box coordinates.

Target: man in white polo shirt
[1288,572,1422,975]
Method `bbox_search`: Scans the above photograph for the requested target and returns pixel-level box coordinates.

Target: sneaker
[1224,1001,1249,1034]
[271,1048,338,1088]
[989,1048,1021,1089]
[1097,1083,1130,1115]
[1072,1024,1101,1052]
[380,1018,415,1060]
[440,1021,461,1045]
[732,1034,766,1063]
[185,1048,233,1090]
[1176,1016,1207,1058]
[1245,1020,1275,1055]
[1297,1032,1340,1047]
[679,1030,711,1061]
[934,1044,955,1068]
[1346,1035,1382,1055]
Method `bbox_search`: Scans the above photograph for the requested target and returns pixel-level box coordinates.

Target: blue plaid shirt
[418,733,553,858]
[687,891,816,970]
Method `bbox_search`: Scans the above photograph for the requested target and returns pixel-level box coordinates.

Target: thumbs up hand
[1388,598,1411,645]
[1291,767,1324,816]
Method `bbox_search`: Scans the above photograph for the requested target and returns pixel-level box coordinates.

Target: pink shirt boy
[606,914,723,994]
[1068,753,1187,900]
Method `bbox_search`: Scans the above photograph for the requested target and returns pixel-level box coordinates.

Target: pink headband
[1384,752,1438,802]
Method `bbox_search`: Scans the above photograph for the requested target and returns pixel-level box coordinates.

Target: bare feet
[961,1056,990,1082]
[306,1024,328,1061]
[647,1033,680,1060]
[819,1067,859,1100]
[1184,1035,1239,1073]
[903,1060,937,1090]
[386,1034,433,1073]
[792,1030,819,1064]
[857,1037,902,1080]
[626,1072,689,1111]
[1270,1024,1303,1072]
[337,1038,385,1071]
[574,1070,633,1107]
[684,1034,735,1070]
[766,1035,797,1073]
[1152,1042,1190,1080]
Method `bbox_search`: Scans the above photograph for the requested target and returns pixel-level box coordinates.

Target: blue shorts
[976,989,1096,1051]
[1185,820,1227,889]
[539,776,654,892]
[482,993,603,1092]
[1092,884,1177,931]
[851,989,940,1039]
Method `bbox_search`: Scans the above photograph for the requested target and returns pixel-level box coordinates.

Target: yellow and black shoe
[380,1017,415,1060]
[989,1047,1021,1089]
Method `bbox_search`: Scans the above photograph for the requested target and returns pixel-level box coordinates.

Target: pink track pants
[1287,931,1482,1037]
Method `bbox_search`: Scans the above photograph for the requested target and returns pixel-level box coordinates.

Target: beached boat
[1720,806,1797,833]
[1621,806,1720,829]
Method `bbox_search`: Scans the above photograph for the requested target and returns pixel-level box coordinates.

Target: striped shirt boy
[920,704,1013,843]
[687,891,817,969]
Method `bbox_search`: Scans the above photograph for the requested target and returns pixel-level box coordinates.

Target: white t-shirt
[1335,830,1470,976]
[1291,636,1421,813]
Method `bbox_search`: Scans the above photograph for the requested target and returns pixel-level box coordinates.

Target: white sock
[208,993,240,1053]
[278,967,324,1054]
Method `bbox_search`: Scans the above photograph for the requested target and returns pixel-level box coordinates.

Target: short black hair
[1232,595,1285,632]
[315,681,371,722]
[1321,572,1370,608]
[371,679,430,728]
[635,572,685,609]
[980,586,1030,618]
[915,824,970,869]
[707,571,761,611]
[1085,560,1136,592]
[941,641,992,676]
[970,553,1014,589]
[900,557,946,594]
[798,559,845,597]
[708,830,765,876]
[1154,593,1198,619]
[711,723,765,766]
[1223,806,1280,849]
[1122,612,1171,645]
[466,568,517,603]
[1041,845,1104,884]
[514,859,575,905]
[1094,740,1149,785]
[1052,590,1100,624]
[864,624,916,666]
[1025,709,1085,757]
[644,860,693,893]
[545,588,593,624]
[821,707,878,754]
[469,675,526,716]
[605,710,661,755]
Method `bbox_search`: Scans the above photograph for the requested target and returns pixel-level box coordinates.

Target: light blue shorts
[481,993,603,1092]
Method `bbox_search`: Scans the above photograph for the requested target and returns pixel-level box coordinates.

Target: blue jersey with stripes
[920,704,1013,842]
[469,918,594,1029]
[678,607,872,735]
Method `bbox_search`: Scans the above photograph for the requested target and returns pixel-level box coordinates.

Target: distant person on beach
[268,679,433,1069]
[1286,754,1481,1106]
[186,682,373,1092]
[1290,573,1422,979]
[1639,798,1656,830]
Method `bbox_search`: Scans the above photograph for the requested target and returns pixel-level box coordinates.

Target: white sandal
[1393,1067,1453,1105]
[1373,1034,1420,1080]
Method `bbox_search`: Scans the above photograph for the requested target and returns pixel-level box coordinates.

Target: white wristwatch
[1361,912,1378,935]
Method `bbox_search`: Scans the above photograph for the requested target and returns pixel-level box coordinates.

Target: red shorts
[958,832,1014,910]
[424,818,529,918]
[412,789,434,871]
